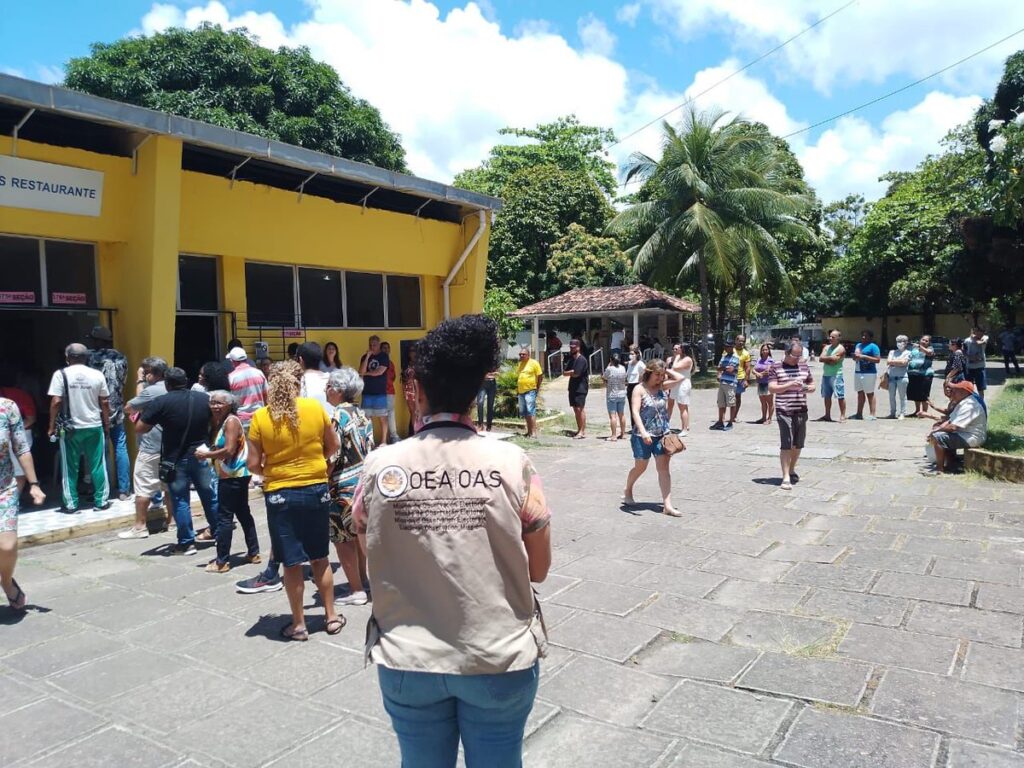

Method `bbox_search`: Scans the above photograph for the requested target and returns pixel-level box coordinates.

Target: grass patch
[984,380,1024,455]
[669,632,696,643]
[787,620,851,659]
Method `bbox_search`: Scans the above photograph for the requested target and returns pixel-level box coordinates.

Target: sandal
[325,616,347,635]
[280,623,309,641]
[6,579,26,612]
[196,530,215,543]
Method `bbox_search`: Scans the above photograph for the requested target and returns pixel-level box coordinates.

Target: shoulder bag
[53,370,75,436]
[661,432,686,455]
[159,392,194,484]
[879,370,890,391]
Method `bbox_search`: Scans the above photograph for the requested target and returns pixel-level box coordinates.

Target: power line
[781,25,1024,139]
[605,0,858,152]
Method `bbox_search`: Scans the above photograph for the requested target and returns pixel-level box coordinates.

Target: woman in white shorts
[665,343,694,435]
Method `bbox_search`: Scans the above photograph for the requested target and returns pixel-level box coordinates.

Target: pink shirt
[228,363,268,426]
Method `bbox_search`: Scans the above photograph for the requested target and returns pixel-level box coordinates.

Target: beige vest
[362,424,547,674]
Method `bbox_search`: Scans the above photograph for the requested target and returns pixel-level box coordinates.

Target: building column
[633,311,640,347]
[532,317,540,365]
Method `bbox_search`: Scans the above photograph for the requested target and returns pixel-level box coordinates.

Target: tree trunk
[739,282,749,329]
[716,286,728,354]
[698,254,710,372]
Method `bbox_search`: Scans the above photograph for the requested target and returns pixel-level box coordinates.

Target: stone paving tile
[918,507,991,524]
[822,530,901,549]
[1,631,125,679]
[549,580,656,617]
[0,673,45,716]
[245,639,364,696]
[689,532,773,557]
[753,523,826,545]
[984,540,1024,565]
[762,543,846,563]
[175,689,336,765]
[641,679,793,754]
[33,583,133,617]
[28,725,180,768]
[782,562,876,592]
[48,648,184,703]
[900,537,987,560]
[870,571,972,605]
[804,514,869,531]
[633,594,743,642]
[539,655,673,726]
[123,607,243,650]
[699,552,793,583]
[728,611,837,653]
[265,719,401,768]
[668,743,776,767]
[622,541,715,568]
[706,579,809,612]
[521,715,673,768]
[532,573,579,601]
[547,611,661,662]
[905,603,1023,647]
[975,583,1024,613]
[628,565,724,598]
[931,558,1021,586]
[945,740,1024,767]
[318,665,391,726]
[636,640,757,683]
[871,668,1019,747]
[0,698,105,766]
[73,594,187,634]
[800,588,909,627]
[737,652,871,706]
[842,549,932,574]
[961,643,1024,692]
[871,519,947,537]
[738,505,807,524]
[553,554,653,585]
[773,707,939,768]
[837,623,958,675]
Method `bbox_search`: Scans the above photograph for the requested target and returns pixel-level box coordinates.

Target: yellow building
[0,74,498,455]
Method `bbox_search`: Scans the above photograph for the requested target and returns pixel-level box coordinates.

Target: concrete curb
[965,448,1024,483]
[492,411,565,431]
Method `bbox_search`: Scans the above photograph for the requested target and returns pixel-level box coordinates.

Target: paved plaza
[4,361,1024,767]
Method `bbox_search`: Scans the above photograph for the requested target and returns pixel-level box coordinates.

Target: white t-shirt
[48,364,109,428]
[301,369,332,415]
[949,396,987,447]
[611,330,625,350]
[626,360,645,384]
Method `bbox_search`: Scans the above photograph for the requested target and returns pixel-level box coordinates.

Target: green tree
[64,24,407,170]
[610,107,812,367]
[484,164,612,303]
[454,116,616,197]
[544,224,635,297]
[482,287,524,343]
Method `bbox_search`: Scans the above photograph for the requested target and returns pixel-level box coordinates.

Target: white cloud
[647,0,1024,94]
[35,64,64,84]
[1,66,27,78]
[578,14,616,56]
[616,3,641,26]
[140,0,291,48]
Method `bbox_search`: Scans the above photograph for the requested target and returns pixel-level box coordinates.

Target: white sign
[0,156,104,217]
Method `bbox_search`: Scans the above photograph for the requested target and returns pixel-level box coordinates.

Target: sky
[3,0,1024,203]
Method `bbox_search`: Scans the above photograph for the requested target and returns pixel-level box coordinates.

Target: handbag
[159,392,194,484]
[879,370,890,391]
[53,370,75,436]
[661,432,686,455]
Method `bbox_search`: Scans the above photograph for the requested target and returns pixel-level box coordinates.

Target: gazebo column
[633,311,639,347]
[657,314,668,342]
[532,317,540,363]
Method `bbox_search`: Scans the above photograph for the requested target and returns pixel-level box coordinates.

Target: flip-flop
[780,481,793,490]
[6,579,26,612]
[280,623,309,641]
[325,616,347,635]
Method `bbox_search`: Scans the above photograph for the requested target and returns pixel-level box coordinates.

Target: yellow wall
[1,134,491,441]
[822,313,988,345]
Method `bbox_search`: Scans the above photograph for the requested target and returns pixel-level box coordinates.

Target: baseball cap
[88,325,113,342]
[226,347,248,362]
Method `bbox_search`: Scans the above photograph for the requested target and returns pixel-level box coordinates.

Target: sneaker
[117,527,150,540]
[59,506,79,514]
[679,430,689,437]
[335,590,369,607]
[866,415,877,421]
[118,493,131,502]
[723,423,733,431]
[172,543,198,556]
[205,560,231,574]
[897,414,905,420]
[709,422,724,431]
[236,573,283,593]
[93,501,112,512]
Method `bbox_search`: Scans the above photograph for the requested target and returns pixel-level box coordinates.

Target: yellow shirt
[248,397,332,492]
[736,348,751,381]
[516,358,543,394]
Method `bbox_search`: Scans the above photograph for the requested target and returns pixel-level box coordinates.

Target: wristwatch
[29,481,40,487]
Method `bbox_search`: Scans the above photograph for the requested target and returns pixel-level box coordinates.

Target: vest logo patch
[377,465,410,498]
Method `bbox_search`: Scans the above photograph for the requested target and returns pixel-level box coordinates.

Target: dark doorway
[174,314,220,384]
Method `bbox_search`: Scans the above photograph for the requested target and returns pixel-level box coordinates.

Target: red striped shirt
[769,360,812,413]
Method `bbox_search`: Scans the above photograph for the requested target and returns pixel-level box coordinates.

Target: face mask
[897,342,907,350]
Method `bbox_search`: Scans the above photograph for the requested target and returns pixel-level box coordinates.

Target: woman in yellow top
[247,361,342,640]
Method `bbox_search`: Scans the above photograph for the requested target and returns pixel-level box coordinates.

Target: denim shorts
[932,431,970,451]
[631,432,665,460]
[735,381,747,396]
[362,393,388,416]
[518,390,538,417]
[607,396,626,415]
[264,483,331,567]
[821,373,845,400]
[967,368,987,391]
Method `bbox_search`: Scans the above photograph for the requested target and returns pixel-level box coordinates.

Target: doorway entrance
[175,254,224,383]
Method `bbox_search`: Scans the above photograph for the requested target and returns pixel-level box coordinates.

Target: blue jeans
[167,453,218,546]
[378,662,540,768]
[108,422,131,495]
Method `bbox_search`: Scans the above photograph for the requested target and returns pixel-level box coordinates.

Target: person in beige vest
[352,314,552,767]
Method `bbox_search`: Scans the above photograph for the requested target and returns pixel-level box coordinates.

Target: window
[0,236,42,306]
[46,240,98,307]
[298,267,343,327]
[245,263,295,327]
[386,275,422,328]
[345,272,385,328]
[178,255,219,311]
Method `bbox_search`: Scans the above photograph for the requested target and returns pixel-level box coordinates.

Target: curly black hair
[199,361,231,392]
[414,314,500,415]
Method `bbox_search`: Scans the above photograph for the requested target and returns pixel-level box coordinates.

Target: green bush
[495,363,525,418]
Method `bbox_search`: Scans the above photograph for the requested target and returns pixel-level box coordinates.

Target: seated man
[927,380,987,473]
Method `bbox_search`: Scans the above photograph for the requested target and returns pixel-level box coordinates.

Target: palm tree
[609,107,812,368]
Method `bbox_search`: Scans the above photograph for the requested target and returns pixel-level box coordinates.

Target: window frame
[176,253,221,313]
[0,234,98,308]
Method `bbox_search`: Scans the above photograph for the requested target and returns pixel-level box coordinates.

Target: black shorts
[569,391,588,408]
[777,410,808,450]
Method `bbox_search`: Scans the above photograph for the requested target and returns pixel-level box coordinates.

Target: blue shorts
[265,483,331,567]
[821,374,845,400]
[757,382,770,397]
[735,381,747,395]
[362,393,388,416]
[631,432,666,460]
[518,390,538,417]
[607,396,626,415]
[967,368,987,391]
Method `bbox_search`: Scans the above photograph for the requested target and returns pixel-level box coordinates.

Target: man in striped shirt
[768,339,816,491]
[226,347,268,431]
